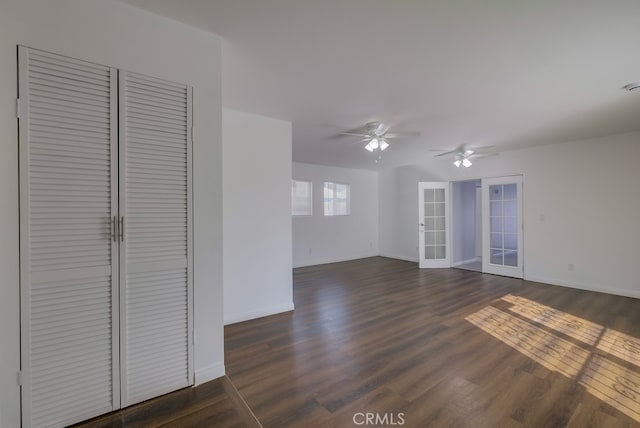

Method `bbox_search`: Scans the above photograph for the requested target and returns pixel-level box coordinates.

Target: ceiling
[121,0,640,170]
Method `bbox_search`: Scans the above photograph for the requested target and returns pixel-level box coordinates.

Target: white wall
[223,109,293,324]
[0,1,224,426]
[379,131,640,298]
[293,163,379,267]
[378,165,440,262]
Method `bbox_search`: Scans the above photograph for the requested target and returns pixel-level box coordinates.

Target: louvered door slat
[119,71,193,406]
[19,46,119,428]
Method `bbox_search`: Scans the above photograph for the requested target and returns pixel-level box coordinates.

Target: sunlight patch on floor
[465,295,640,423]
[581,354,640,422]
[502,294,603,345]
[466,306,589,378]
[597,329,640,368]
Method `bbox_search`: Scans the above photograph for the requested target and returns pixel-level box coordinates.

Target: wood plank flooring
[225,257,640,427]
[72,375,261,428]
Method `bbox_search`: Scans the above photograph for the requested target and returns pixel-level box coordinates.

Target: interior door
[482,175,523,278]
[118,70,194,406]
[19,46,120,428]
[418,182,450,268]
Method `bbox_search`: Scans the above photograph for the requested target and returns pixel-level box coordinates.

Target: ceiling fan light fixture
[369,138,379,149]
[453,159,462,167]
[379,139,389,151]
[462,158,472,168]
[463,150,474,156]
[364,142,374,152]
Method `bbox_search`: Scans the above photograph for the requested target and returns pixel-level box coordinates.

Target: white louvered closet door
[18,47,120,428]
[118,71,194,406]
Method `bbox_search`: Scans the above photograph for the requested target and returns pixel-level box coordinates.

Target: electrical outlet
[308,248,313,254]
[568,263,575,272]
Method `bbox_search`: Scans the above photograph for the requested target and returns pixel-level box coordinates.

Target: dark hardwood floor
[225,257,640,427]
[72,375,261,428]
[73,257,640,427]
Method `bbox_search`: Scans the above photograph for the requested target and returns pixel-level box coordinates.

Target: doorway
[418,175,524,279]
[451,180,482,272]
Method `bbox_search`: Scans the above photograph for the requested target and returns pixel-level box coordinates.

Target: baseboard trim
[378,252,419,263]
[293,252,379,268]
[452,257,481,267]
[224,301,295,325]
[525,275,640,300]
[195,362,225,385]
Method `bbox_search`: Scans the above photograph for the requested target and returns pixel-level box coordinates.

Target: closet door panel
[119,71,193,406]
[19,47,119,428]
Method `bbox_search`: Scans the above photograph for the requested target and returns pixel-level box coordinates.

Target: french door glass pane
[504,233,517,250]
[489,183,518,267]
[504,200,517,217]
[425,203,435,216]
[425,232,436,245]
[503,183,517,200]
[490,217,502,233]
[425,218,435,229]
[424,189,435,202]
[490,201,502,216]
[423,187,446,260]
[504,216,517,234]
[490,185,503,200]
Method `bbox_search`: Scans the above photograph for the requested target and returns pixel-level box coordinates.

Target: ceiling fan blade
[383,132,420,139]
[348,138,371,144]
[434,150,457,157]
[468,152,499,159]
[339,132,371,137]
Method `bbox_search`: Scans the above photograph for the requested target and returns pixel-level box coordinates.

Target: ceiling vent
[622,82,640,92]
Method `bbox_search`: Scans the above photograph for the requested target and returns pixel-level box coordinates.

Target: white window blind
[292,180,312,216]
[323,182,350,216]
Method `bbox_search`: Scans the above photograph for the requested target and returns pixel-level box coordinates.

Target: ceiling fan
[340,121,420,152]
[432,144,498,168]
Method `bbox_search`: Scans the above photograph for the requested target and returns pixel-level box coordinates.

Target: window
[292,180,312,216]
[324,182,350,216]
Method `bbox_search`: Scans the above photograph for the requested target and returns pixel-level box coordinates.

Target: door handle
[119,216,124,241]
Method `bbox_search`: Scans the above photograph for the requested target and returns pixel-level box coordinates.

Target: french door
[481,175,523,278]
[19,47,193,428]
[418,182,450,268]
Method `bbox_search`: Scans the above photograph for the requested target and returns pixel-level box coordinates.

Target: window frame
[323,181,351,216]
[291,179,313,217]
